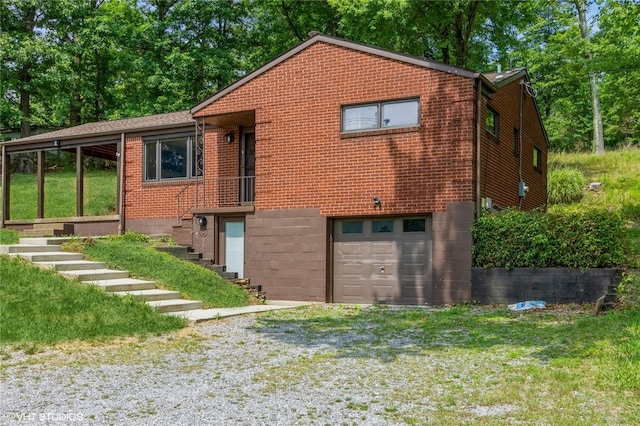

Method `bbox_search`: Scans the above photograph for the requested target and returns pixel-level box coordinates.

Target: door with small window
[333,217,432,304]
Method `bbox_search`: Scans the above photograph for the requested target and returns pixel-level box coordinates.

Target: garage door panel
[334,217,432,304]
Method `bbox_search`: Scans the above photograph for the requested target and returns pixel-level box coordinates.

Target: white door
[225,221,245,278]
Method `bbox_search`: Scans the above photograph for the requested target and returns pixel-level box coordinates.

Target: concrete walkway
[167,300,318,322]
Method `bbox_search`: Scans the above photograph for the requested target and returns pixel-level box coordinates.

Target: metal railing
[176,176,255,220]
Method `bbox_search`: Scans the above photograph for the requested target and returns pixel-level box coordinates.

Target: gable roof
[191,33,492,114]
[2,111,194,148]
[483,68,550,148]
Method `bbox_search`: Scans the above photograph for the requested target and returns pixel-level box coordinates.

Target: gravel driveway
[1,304,630,425]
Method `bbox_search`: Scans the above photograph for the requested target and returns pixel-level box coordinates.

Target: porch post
[76,146,84,217]
[1,145,9,227]
[117,133,125,234]
[37,150,45,218]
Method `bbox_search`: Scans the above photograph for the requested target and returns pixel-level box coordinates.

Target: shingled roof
[2,111,194,147]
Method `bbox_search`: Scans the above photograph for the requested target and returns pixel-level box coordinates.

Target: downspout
[117,133,125,234]
[476,78,482,219]
[518,81,524,210]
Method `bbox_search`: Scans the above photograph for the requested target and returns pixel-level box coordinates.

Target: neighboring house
[1,34,548,305]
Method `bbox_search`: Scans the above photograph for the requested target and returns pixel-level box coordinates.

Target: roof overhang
[203,110,255,127]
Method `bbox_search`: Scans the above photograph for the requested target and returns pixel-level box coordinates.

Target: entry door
[219,218,245,278]
[241,130,255,203]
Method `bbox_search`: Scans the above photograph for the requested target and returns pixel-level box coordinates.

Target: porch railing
[176,176,255,220]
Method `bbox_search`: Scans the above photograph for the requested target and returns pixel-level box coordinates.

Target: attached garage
[333,217,433,304]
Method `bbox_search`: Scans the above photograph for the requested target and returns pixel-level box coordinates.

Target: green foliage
[617,271,640,309]
[547,168,585,204]
[69,235,249,308]
[0,255,185,344]
[0,229,19,244]
[472,207,627,269]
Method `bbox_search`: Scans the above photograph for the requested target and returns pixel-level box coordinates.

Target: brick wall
[195,42,477,217]
[480,78,548,210]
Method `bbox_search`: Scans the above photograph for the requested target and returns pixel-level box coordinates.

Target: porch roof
[1,111,194,154]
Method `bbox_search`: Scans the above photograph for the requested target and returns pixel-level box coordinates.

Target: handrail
[176,176,255,221]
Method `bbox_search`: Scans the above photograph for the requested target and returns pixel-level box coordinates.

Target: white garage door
[333,217,432,304]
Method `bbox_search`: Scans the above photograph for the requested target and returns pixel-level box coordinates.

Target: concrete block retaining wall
[472,268,623,304]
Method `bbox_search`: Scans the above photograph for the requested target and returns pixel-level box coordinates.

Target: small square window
[533,146,543,172]
[342,221,363,234]
[486,107,499,137]
[382,100,419,128]
[403,219,426,232]
[342,105,378,131]
[372,220,393,233]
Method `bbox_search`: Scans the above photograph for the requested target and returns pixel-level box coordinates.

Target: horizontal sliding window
[342,98,419,132]
[144,134,201,181]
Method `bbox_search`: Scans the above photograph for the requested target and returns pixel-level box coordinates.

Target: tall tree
[576,0,604,154]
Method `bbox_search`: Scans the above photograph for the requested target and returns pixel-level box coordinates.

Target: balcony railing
[176,176,255,220]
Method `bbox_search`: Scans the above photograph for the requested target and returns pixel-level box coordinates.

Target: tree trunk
[19,6,37,138]
[577,0,605,154]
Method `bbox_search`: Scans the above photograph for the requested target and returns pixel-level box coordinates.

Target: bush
[472,207,627,269]
[617,271,640,309]
[547,168,585,204]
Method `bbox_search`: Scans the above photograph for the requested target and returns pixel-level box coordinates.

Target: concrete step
[90,278,157,292]
[21,228,72,237]
[35,260,106,271]
[111,289,180,301]
[147,299,203,313]
[0,244,63,254]
[32,223,72,230]
[62,269,130,281]
[19,237,76,246]
[17,252,83,262]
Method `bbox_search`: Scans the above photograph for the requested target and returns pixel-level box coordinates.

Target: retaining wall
[472,268,623,304]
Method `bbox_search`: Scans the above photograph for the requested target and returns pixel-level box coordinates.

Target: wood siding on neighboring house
[480,76,548,210]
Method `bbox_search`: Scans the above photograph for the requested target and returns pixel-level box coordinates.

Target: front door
[241,129,255,203]
[219,218,245,278]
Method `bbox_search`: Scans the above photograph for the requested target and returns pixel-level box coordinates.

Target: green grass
[549,147,640,266]
[0,255,185,345]
[64,233,250,308]
[0,228,19,244]
[549,147,640,222]
[254,304,640,424]
[2,169,116,219]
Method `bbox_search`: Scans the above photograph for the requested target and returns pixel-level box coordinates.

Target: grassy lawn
[1,169,116,219]
[0,255,185,347]
[549,147,640,266]
[252,304,640,424]
[63,233,250,308]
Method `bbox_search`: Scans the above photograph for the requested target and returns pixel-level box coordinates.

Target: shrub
[472,207,627,269]
[617,271,640,309]
[547,168,585,204]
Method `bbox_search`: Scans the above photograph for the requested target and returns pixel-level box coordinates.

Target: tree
[576,0,604,154]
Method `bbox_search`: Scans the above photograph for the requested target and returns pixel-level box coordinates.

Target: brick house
[1,34,548,304]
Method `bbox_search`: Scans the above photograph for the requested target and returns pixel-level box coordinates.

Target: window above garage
[342,98,419,132]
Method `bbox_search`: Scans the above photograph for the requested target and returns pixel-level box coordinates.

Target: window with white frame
[342,98,419,132]
[144,133,201,181]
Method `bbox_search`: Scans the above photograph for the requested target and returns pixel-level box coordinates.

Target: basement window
[144,133,201,181]
[342,98,419,132]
